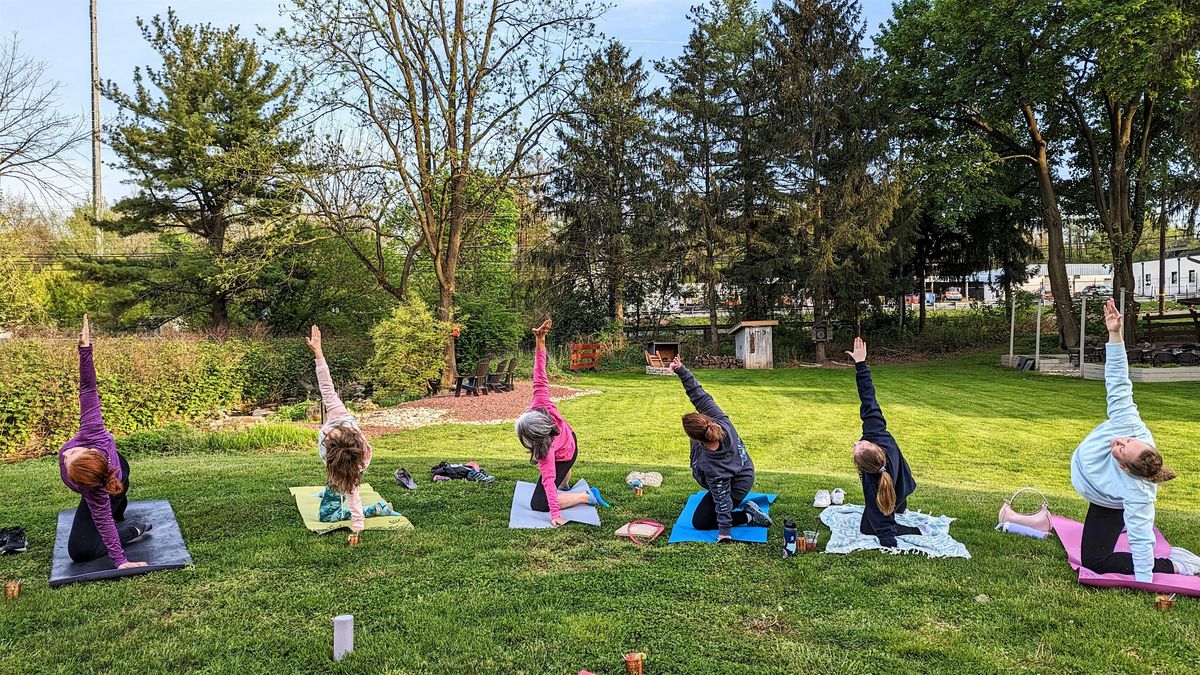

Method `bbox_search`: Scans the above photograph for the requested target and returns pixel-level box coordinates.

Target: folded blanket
[819,503,970,558]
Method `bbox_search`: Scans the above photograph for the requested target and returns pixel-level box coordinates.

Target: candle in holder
[3,581,21,599]
[624,652,645,675]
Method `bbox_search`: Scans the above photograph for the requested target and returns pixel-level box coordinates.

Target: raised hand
[79,314,91,348]
[1104,299,1122,335]
[845,336,867,364]
[668,355,682,373]
[306,325,323,356]
[531,319,552,338]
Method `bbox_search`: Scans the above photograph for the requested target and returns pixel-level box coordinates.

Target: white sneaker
[831,488,845,505]
[1169,546,1200,575]
[813,489,831,508]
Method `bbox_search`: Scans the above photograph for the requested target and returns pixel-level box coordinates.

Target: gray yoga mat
[51,499,192,588]
[508,479,601,528]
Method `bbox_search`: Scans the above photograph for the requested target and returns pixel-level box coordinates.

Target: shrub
[117,422,314,456]
[0,335,368,459]
[368,296,450,399]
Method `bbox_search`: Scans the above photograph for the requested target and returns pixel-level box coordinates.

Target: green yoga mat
[290,483,413,535]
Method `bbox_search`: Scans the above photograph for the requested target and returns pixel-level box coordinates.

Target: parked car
[942,287,963,301]
[1082,284,1113,298]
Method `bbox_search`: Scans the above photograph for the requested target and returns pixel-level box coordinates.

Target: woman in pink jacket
[515,319,609,526]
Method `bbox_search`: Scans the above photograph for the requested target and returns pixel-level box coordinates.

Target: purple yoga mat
[1051,514,1200,597]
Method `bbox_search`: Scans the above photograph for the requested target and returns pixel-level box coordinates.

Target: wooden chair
[499,358,518,392]
[485,359,507,393]
[454,359,491,397]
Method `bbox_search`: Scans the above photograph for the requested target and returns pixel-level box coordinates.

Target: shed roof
[728,320,779,333]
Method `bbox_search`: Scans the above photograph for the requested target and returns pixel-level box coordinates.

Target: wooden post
[1034,287,1044,370]
[1079,294,1087,378]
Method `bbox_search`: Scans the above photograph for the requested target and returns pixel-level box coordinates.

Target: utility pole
[90,0,103,254]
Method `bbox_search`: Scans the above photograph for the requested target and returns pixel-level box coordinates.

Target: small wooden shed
[729,321,778,369]
[643,340,681,375]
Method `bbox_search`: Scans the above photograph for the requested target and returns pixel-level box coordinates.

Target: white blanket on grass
[819,503,970,558]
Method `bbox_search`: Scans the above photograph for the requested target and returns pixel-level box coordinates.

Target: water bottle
[783,519,798,558]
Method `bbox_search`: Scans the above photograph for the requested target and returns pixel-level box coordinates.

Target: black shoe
[467,469,497,485]
[741,501,773,528]
[394,468,417,490]
[125,522,153,545]
[1,527,27,555]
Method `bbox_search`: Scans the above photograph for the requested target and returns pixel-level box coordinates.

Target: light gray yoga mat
[509,479,601,528]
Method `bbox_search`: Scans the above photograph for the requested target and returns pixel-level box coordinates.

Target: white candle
[332,614,354,661]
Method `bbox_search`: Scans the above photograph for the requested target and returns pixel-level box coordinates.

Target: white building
[1133,254,1200,300]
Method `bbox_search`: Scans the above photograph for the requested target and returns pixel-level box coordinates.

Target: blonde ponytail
[876,470,897,515]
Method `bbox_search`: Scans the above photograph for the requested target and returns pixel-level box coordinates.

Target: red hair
[68,449,124,495]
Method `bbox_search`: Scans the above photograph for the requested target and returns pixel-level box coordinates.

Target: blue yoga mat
[667,491,778,544]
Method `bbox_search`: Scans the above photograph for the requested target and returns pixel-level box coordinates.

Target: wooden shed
[729,321,778,369]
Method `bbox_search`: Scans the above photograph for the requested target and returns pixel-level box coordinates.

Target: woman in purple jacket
[59,316,150,568]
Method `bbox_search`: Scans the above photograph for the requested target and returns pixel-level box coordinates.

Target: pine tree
[79,12,299,330]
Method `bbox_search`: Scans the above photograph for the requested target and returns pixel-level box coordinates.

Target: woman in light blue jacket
[1070,300,1199,580]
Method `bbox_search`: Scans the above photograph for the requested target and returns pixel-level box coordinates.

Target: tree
[1060,0,1200,339]
[879,0,1080,348]
[282,0,601,385]
[771,0,902,360]
[0,36,87,204]
[81,13,301,331]
[548,41,673,327]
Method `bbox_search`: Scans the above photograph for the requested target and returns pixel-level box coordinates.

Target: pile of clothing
[431,461,496,485]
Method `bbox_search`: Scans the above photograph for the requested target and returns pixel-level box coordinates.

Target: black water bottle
[783,519,798,558]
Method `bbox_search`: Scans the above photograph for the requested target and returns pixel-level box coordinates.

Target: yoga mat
[667,491,777,544]
[820,503,970,558]
[508,479,601,528]
[50,500,192,588]
[290,483,413,535]
[1052,514,1200,597]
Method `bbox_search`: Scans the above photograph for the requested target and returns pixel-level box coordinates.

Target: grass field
[2,352,1200,673]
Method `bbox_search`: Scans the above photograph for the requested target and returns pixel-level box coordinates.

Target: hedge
[0,336,368,459]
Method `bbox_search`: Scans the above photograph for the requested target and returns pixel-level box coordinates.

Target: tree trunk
[211,295,230,333]
[208,218,230,331]
[1025,116,1078,348]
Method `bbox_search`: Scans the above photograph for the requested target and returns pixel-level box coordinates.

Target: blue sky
[0,0,895,207]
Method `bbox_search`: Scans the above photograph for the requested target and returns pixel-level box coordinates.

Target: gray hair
[515,408,558,462]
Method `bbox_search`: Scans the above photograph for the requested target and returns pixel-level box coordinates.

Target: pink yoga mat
[1051,514,1200,597]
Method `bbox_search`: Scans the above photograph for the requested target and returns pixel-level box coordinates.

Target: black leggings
[854,499,916,535]
[692,472,755,530]
[68,454,141,563]
[1081,502,1175,576]
[531,445,579,512]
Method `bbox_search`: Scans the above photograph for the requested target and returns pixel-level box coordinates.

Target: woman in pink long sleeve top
[59,316,150,569]
[307,326,376,545]
[515,319,608,526]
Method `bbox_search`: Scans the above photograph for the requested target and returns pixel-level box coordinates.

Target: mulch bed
[352,381,600,434]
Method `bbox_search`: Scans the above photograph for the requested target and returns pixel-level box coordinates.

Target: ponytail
[106,469,125,496]
[1128,447,1176,484]
[682,413,726,445]
[876,470,897,515]
[852,441,894,514]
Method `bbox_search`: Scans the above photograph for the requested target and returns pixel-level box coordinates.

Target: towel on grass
[820,503,970,558]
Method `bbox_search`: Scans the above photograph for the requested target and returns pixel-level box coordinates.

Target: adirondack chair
[485,359,507,393]
[454,359,491,397]
[498,358,518,392]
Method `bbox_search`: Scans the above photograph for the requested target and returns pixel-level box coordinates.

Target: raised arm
[1101,300,1143,427]
[308,325,349,421]
[847,338,889,440]
[530,319,557,413]
[669,358,728,422]
[77,316,105,433]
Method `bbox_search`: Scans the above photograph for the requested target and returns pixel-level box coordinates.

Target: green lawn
[3,353,1200,673]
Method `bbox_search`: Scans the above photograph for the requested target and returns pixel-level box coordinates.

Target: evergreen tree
[548,41,673,327]
[77,12,299,330]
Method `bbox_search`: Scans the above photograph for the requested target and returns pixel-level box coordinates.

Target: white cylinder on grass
[333,614,354,662]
